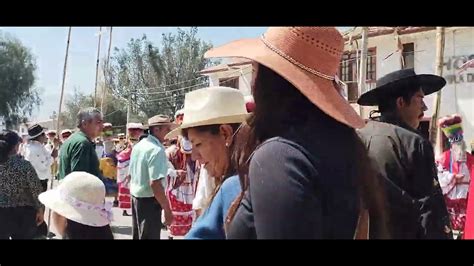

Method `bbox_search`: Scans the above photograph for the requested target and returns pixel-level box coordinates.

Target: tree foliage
[0,32,41,128]
[59,88,132,132]
[106,27,216,118]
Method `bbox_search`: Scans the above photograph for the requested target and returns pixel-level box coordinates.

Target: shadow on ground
[112,225,132,236]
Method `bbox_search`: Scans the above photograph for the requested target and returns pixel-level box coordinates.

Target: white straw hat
[165,86,248,139]
[38,172,113,227]
[127,123,145,130]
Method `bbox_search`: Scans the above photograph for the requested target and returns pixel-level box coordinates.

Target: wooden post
[48,27,72,234]
[126,91,131,139]
[100,27,113,114]
[358,27,369,118]
[94,27,103,107]
[430,27,445,156]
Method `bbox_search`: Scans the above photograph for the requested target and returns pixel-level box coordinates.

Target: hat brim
[148,122,178,128]
[38,189,110,227]
[357,74,446,106]
[148,122,178,130]
[28,129,46,140]
[165,113,249,140]
[205,38,365,129]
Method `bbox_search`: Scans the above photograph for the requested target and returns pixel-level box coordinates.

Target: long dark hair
[0,130,22,163]
[226,64,389,238]
[63,219,114,240]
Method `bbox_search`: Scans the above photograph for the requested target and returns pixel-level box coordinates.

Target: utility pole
[126,90,132,139]
[101,27,113,114]
[94,26,103,107]
[430,27,446,156]
[48,26,72,234]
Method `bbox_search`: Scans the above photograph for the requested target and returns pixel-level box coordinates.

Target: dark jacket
[227,120,360,239]
[358,115,452,239]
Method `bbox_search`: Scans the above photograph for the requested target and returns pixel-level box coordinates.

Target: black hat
[28,124,46,140]
[357,68,446,106]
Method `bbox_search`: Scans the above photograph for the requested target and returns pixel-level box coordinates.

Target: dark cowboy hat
[28,124,46,140]
[357,68,446,106]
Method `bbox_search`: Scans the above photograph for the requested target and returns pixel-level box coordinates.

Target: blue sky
[1,27,350,121]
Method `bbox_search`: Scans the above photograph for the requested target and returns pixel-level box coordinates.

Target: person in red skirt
[116,123,145,216]
[165,110,199,238]
[437,114,474,239]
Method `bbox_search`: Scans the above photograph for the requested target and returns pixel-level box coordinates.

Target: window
[402,43,415,69]
[339,48,377,103]
[219,76,239,89]
[367,48,377,82]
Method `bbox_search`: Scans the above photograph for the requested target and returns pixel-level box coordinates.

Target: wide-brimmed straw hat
[204,27,364,129]
[46,130,57,136]
[127,123,145,130]
[103,123,113,128]
[38,172,113,227]
[358,68,446,106]
[61,129,73,136]
[165,86,248,139]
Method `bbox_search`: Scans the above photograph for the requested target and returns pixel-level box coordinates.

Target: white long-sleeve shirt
[24,140,54,180]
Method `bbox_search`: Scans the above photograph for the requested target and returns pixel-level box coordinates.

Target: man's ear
[396,96,405,109]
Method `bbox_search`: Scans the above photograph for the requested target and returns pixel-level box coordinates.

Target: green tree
[59,88,131,132]
[0,32,41,129]
[59,88,94,129]
[106,27,216,118]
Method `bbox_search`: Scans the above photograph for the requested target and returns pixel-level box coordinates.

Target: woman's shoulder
[220,175,241,195]
[10,156,34,170]
[252,137,315,166]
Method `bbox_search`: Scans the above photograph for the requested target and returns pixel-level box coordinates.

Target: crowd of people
[2,26,474,239]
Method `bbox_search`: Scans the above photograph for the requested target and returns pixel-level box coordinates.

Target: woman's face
[52,211,67,237]
[187,125,234,178]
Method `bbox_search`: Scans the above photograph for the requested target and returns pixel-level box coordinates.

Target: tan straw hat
[204,27,364,129]
[148,115,172,126]
[38,172,113,227]
[165,86,248,139]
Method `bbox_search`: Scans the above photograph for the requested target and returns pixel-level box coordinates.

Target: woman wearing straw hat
[38,171,114,239]
[164,86,248,239]
[190,96,255,222]
[204,27,388,239]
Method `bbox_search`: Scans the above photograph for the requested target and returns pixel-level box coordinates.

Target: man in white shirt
[24,124,58,238]
[24,124,57,192]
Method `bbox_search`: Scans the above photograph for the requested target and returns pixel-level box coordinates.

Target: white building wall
[346,27,474,144]
[205,64,253,96]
